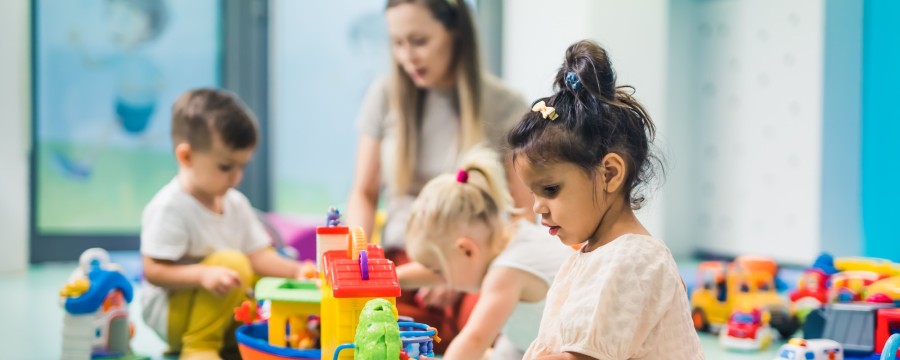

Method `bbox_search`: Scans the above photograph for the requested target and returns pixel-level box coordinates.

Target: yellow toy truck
[691,256,800,339]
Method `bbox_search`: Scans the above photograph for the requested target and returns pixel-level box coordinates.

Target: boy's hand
[200,266,241,297]
[294,260,317,280]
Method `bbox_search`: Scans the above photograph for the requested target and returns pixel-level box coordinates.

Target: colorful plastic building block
[59,248,147,360]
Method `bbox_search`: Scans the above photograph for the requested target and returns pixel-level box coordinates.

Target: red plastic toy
[790,269,829,304]
[719,308,773,350]
[876,308,900,357]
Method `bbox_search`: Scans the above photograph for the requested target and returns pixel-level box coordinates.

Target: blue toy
[881,334,900,360]
[326,207,342,227]
[59,248,146,360]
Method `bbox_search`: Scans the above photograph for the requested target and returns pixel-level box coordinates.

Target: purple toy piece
[359,250,369,280]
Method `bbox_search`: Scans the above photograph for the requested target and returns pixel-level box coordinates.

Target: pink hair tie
[456,169,469,183]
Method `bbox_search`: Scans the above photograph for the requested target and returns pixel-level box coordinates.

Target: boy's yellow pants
[166,250,254,354]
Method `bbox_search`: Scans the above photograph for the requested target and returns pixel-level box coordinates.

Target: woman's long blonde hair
[406,147,519,263]
[386,0,483,195]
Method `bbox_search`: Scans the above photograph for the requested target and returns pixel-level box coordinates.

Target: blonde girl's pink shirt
[524,234,704,360]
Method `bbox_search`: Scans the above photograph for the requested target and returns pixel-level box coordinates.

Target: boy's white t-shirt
[140,177,270,338]
[488,219,573,359]
[524,234,704,360]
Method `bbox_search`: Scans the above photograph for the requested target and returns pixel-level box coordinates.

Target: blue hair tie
[565,72,582,90]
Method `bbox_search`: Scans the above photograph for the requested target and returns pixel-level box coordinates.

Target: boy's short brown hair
[171,89,258,151]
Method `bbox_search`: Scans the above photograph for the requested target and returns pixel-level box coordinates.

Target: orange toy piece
[234,300,259,324]
[300,260,317,280]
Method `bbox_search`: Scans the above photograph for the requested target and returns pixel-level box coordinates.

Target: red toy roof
[316,226,349,235]
[323,244,400,298]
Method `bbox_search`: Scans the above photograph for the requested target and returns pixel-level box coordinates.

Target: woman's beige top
[356,73,527,249]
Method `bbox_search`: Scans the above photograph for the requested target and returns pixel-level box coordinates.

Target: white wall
[503,0,594,101]
[588,0,673,254]
[687,0,826,264]
[503,0,685,256]
[664,0,702,262]
[0,0,30,273]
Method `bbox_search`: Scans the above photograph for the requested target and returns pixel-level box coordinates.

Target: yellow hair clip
[532,101,558,121]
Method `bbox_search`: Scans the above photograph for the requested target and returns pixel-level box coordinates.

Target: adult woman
[347,0,530,351]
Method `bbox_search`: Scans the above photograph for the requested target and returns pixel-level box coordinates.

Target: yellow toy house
[317,226,401,360]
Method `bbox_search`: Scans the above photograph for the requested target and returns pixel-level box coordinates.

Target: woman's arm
[442,267,527,359]
[347,134,382,235]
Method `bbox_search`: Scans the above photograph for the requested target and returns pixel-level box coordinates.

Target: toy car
[719,308,773,351]
[691,256,799,339]
[774,338,843,360]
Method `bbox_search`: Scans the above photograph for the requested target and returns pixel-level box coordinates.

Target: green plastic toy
[353,299,401,360]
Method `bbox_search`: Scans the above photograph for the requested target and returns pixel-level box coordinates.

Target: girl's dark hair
[507,40,661,209]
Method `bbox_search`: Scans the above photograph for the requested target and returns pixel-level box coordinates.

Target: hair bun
[565,72,582,91]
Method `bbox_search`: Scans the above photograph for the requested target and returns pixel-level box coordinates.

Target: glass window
[270,0,389,215]
[35,0,222,234]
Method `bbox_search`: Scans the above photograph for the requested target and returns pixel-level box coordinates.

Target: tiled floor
[0,258,785,360]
